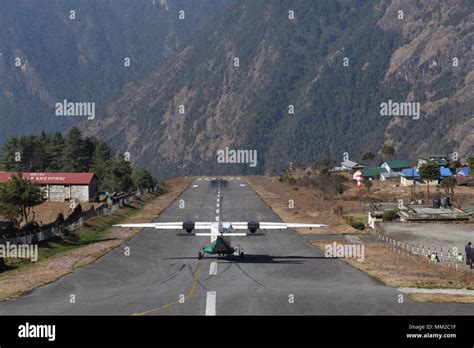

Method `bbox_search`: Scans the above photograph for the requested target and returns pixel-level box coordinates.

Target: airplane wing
[113,222,213,230]
[195,233,247,237]
[113,221,328,232]
[227,222,328,230]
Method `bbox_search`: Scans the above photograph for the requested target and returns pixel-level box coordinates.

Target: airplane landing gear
[234,245,244,260]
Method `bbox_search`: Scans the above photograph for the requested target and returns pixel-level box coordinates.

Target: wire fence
[377,233,472,273]
[0,189,149,246]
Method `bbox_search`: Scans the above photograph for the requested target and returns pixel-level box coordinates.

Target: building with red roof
[0,172,98,202]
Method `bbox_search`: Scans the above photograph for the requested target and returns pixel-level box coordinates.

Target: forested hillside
[83,0,473,178]
[0,0,232,145]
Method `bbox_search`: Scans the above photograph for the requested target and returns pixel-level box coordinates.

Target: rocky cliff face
[378,0,474,157]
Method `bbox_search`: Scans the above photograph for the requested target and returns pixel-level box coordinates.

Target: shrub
[350,221,365,230]
[383,210,399,221]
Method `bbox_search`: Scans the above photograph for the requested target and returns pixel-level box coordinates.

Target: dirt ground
[0,200,97,227]
[311,239,474,291]
[382,222,474,256]
[246,175,363,234]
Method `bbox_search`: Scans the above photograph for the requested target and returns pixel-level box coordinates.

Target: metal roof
[341,160,363,168]
[361,167,387,177]
[439,167,452,177]
[382,160,410,169]
[0,172,96,185]
[401,168,420,178]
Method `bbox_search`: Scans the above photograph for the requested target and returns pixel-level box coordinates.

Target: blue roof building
[456,167,470,177]
[401,168,420,179]
[439,167,452,179]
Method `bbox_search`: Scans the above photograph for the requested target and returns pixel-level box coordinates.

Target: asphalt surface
[1,177,474,315]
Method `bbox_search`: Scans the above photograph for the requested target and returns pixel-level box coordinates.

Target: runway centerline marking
[209,262,217,275]
[131,263,203,316]
[205,291,216,316]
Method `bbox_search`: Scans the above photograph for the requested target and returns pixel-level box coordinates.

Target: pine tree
[61,127,88,172]
[100,155,133,193]
[1,137,22,171]
[44,132,66,171]
[91,142,113,191]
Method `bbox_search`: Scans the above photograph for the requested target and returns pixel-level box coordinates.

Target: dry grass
[32,201,97,225]
[0,177,193,301]
[246,175,363,234]
[311,239,474,302]
[408,293,474,304]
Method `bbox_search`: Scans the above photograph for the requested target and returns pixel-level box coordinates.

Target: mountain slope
[378,0,474,157]
[82,0,473,178]
[0,0,233,145]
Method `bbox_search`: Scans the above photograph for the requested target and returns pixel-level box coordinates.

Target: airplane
[114,210,327,260]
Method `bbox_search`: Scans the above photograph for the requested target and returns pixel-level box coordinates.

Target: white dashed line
[205,291,216,316]
[240,184,246,187]
[209,262,217,275]
[216,209,219,214]
[215,216,219,221]
[192,185,198,188]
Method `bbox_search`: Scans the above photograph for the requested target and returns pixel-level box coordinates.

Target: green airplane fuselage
[203,236,234,255]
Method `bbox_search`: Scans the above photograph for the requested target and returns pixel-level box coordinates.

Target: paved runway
[1,177,473,315]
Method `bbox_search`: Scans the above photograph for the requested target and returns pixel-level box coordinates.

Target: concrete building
[366,202,399,228]
[400,168,420,186]
[340,160,364,171]
[380,172,401,181]
[0,172,97,202]
[400,168,440,187]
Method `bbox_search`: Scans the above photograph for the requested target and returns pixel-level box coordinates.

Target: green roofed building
[381,160,410,173]
[361,167,388,179]
[417,153,449,167]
